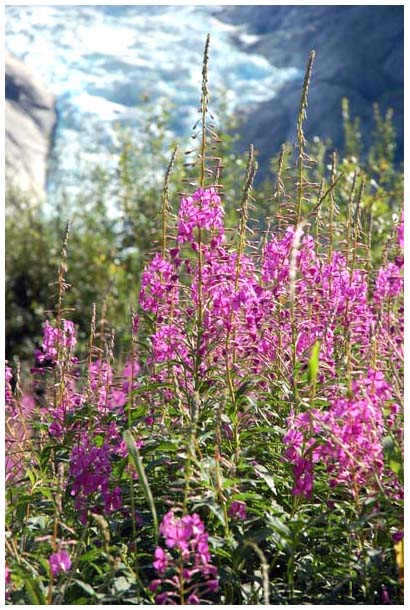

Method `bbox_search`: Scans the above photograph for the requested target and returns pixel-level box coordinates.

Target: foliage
[5,41,403,605]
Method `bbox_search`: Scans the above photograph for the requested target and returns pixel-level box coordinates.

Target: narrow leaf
[124,429,159,541]
[308,340,321,385]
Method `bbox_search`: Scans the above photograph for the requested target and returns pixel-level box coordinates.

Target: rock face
[218,5,403,175]
[5,54,57,202]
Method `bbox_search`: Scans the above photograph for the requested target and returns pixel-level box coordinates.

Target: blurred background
[5,4,404,362]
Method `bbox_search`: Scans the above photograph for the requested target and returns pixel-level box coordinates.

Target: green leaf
[124,429,159,541]
[253,464,277,494]
[40,445,52,470]
[72,579,96,597]
[93,434,105,448]
[389,459,402,475]
[308,340,321,385]
[382,435,395,453]
[14,566,46,605]
[235,380,254,401]
[113,576,132,594]
[207,502,227,527]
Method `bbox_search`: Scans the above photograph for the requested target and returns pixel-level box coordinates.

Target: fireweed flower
[228,500,247,520]
[178,186,224,247]
[88,360,114,413]
[5,564,11,599]
[35,319,77,364]
[375,262,404,302]
[381,586,391,604]
[104,360,140,413]
[69,435,120,524]
[49,550,71,577]
[139,253,179,316]
[153,547,168,574]
[5,564,11,585]
[151,323,189,364]
[135,184,403,489]
[5,364,13,408]
[150,510,218,604]
[393,530,404,543]
[283,370,398,496]
[397,211,404,249]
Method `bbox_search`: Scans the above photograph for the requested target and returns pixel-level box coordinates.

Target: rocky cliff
[5,54,57,202]
[219,5,403,174]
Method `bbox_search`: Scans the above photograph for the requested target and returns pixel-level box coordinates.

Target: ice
[5,5,301,196]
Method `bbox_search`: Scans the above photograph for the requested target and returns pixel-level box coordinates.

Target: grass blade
[124,429,159,541]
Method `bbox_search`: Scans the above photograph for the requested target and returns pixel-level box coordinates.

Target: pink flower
[49,550,71,577]
[375,262,403,302]
[228,500,247,521]
[139,253,179,315]
[5,564,11,585]
[151,324,189,364]
[5,364,13,406]
[153,547,168,574]
[103,486,122,513]
[132,314,140,335]
[392,530,404,543]
[292,458,314,497]
[151,511,218,604]
[382,586,391,604]
[36,319,77,364]
[69,435,115,523]
[160,511,192,551]
[397,211,404,249]
[283,369,396,496]
[148,578,162,592]
[178,187,225,247]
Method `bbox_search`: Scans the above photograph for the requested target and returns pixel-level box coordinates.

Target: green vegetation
[5,43,403,605]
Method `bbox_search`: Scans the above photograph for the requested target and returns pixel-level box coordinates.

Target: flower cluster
[228,500,247,521]
[4,186,403,604]
[69,435,121,524]
[151,323,189,365]
[49,550,71,577]
[283,369,400,497]
[149,510,218,604]
[5,364,13,407]
[178,186,224,248]
[35,319,77,364]
[141,190,396,404]
[139,253,179,317]
[397,210,404,249]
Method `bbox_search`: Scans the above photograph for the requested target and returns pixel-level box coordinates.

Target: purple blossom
[228,500,247,520]
[392,530,404,543]
[49,550,71,577]
[284,370,396,496]
[5,564,11,585]
[151,511,218,604]
[397,211,404,249]
[381,586,391,604]
[139,253,179,315]
[36,319,77,364]
[160,510,193,552]
[132,313,140,335]
[5,364,13,407]
[153,547,168,574]
[178,187,224,247]
[375,262,404,302]
[69,435,119,523]
[151,324,189,365]
[89,360,113,412]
